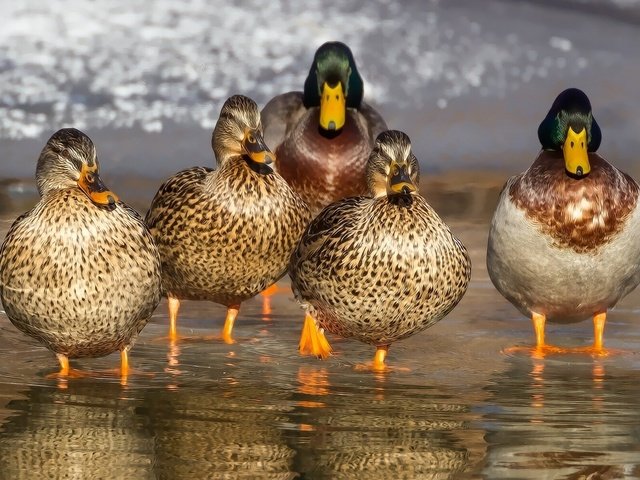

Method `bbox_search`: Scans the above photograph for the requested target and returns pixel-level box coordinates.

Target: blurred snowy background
[1,0,640,181]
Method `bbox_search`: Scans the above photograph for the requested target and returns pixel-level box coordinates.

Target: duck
[0,128,162,377]
[145,95,312,343]
[289,130,471,370]
[487,88,640,355]
[261,41,388,213]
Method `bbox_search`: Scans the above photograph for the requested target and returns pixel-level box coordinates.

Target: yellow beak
[78,164,118,208]
[242,129,275,165]
[563,126,590,176]
[319,82,346,131]
[388,165,417,195]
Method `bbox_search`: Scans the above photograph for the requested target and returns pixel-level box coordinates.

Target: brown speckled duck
[146,95,312,343]
[487,88,640,355]
[289,130,471,370]
[0,128,162,377]
[261,41,387,213]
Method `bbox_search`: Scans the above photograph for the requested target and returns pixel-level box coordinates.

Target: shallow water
[2,192,640,479]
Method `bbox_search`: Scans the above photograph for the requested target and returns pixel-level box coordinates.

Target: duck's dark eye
[247,134,255,143]
[570,141,574,148]
[392,166,399,176]
[85,173,94,183]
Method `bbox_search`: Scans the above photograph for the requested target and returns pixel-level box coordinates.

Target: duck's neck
[206,156,273,190]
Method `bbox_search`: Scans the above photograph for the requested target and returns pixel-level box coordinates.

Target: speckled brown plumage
[289,131,471,352]
[509,151,639,253]
[146,161,310,305]
[0,128,161,361]
[145,95,311,336]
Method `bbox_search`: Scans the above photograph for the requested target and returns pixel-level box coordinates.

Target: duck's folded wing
[359,101,388,139]
[261,92,306,151]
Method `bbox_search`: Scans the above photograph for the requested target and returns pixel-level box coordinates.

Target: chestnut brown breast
[509,151,639,253]
[275,108,373,213]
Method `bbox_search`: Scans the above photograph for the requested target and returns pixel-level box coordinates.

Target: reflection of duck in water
[487,88,640,355]
[0,128,162,377]
[146,95,311,343]
[290,366,479,478]
[0,381,153,478]
[481,357,640,478]
[261,41,387,213]
[143,380,296,478]
[289,131,471,369]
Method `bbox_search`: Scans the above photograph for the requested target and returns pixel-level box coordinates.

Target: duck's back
[290,195,471,345]
[0,190,161,358]
[146,162,311,305]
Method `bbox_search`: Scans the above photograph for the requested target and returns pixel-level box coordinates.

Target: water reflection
[481,356,640,478]
[141,375,296,478]
[0,381,153,479]
[290,366,483,479]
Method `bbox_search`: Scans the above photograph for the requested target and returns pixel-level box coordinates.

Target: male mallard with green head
[261,41,387,213]
[0,128,162,377]
[289,130,471,370]
[146,95,312,343]
[487,88,640,355]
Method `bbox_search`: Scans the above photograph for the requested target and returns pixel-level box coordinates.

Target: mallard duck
[261,41,387,213]
[145,95,312,343]
[487,88,640,355]
[0,128,162,377]
[289,130,471,369]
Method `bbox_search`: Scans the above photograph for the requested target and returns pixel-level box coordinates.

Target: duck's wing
[359,101,388,140]
[261,92,306,151]
[290,197,366,270]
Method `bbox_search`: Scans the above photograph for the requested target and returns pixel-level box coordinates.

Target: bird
[289,130,471,370]
[487,88,640,355]
[0,128,162,378]
[145,95,312,343]
[261,41,387,213]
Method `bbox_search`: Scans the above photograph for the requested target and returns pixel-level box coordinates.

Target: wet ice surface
[2,208,640,478]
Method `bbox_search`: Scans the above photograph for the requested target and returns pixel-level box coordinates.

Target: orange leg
[221,304,240,345]
[593,312,606,352]
[260,284,282,297]
[57,353,70,376]
[298,312,332,359]
[570,312,614,356]
[168,296,180,341]
[372,345,388,371]
[532,312,546,348]
[120,350,130,386]
[354,344,409,372]
[121,350,130,376]
[505,312,562,357]
[47,354,90,379]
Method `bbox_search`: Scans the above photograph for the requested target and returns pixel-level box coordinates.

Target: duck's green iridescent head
[36,128,118,209]
[367,130,419,198]
[537,88,602,177]
[303,41,364,132]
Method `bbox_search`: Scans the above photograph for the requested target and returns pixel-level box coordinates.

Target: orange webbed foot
[298,313,332,359]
